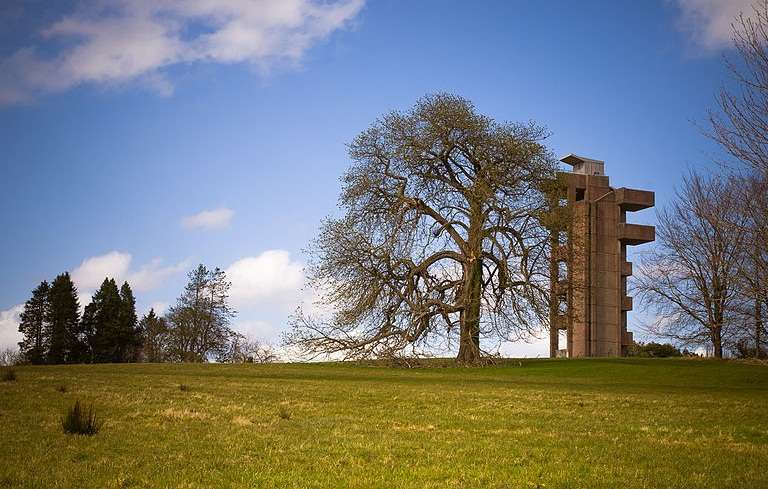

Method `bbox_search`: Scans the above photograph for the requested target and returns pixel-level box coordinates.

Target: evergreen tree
[118,282,140,362]
[85,278,122,363]
[139,308,168,362]
[18,281,50,364]
[45,273,82,364]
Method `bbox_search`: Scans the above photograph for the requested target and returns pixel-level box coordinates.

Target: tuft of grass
[1,368,16,382]
[278,406,291,420]
[55,384,67,393]
[61,400,102,436]
[179,384,191,392]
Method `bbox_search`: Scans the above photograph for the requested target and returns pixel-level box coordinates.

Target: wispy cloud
[181,207,234,230]
[71,251,188,293]
[674,0,756,50]
[0,0,364,106]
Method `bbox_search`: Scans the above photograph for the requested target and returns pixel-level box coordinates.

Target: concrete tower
[549,154,655,358]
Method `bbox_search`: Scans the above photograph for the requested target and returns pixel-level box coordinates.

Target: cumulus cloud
[225,249,304,310]
[674,0,756,50]
[0,0,364,105]
[71,251,188,293]
[0,304,24,351]
[181,208,234,230]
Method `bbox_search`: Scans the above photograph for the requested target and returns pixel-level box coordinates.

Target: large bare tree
[731,174,768,357]
[707,2,768,357]
[634,173,748,358]
[285,94,557,364]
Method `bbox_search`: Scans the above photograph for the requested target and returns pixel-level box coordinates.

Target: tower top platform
[559,154,605,176]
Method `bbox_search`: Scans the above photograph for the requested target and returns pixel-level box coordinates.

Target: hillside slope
[1,359,766,488]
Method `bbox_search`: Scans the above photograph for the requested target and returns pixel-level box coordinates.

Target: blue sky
[0,0,755,356]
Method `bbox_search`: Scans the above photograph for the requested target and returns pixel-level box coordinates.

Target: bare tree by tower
[285,93,557,364]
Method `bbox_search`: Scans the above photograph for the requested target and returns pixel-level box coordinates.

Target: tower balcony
[621,261,633,276]
[618,223,655,245]
[616,188,654,211]
[622,296,633,311]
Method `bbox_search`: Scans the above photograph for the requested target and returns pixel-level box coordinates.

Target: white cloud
[71,251,132,291]
[674,0,756,50]
[148,301,170,315]
[0,0,364,105]
[0,304,24,351]
[72,251,188,294]
[225,250,304,310]
[181,208,234,230]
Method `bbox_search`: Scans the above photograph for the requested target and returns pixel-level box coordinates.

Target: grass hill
[1,358,766,488]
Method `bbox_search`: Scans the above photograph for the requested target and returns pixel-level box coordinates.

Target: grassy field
[0,359,766,488]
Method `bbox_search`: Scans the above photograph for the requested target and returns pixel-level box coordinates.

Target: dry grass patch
[159,407,208,421]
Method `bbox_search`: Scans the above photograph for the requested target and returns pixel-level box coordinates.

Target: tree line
[18,273,139,364]
[17,264,275,364]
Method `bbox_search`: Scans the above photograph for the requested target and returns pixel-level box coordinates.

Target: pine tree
[118,282,139,362]
[18,281,50,364]
[86,278,122,363]
[140,308,168,362]
[45,273,82,364]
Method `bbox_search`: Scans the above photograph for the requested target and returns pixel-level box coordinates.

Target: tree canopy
[286,93,557,364]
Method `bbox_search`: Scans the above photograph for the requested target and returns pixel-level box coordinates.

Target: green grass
[0,359,766,488]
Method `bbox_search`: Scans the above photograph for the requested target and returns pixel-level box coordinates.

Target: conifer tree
[118,282,140,362]
[139,308,168,363]
[45,273,82,364]
[83,278,122,363]
[18,281,50,364]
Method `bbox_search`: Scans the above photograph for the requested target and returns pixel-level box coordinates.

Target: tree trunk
[711,326,723,359]
[457,256,482,364]
[756,297,763,359]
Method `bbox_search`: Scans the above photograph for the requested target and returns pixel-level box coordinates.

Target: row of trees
[17,273,139,364]
[634,5,768,359]
[17,264,276,364]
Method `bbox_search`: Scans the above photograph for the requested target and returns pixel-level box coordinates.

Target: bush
[732,339,768,359]
[62,401,102,435]
[0,347,21,367]
[56,385,68,393]
[627,342,683,358]
[1,368,16,382]
[179,384,191,391]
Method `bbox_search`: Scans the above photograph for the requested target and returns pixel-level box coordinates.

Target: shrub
[179,384,191,392]
[278,406,291,420]
[0,347,21,367]
[1,368,16,382]
[627,342,683,358]
[732,339,768,359]
[56,385,68,393]
[62,401,102,435]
